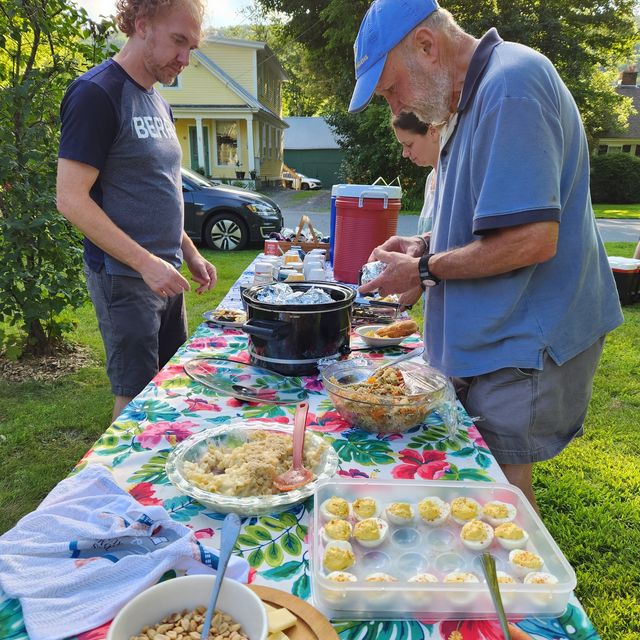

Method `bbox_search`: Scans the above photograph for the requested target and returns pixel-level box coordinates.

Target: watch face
[423,278,438,287]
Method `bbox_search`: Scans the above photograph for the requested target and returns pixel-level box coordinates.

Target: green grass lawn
[401,203,640,218]
[592,203,640,219]
[1,243,639,637]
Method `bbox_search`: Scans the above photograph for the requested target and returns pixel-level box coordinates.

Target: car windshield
[182,167,213,187]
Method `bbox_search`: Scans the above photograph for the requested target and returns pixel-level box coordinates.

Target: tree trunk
[26,318,54,356]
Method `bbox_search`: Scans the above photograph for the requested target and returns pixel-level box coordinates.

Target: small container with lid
[253,261,275,285]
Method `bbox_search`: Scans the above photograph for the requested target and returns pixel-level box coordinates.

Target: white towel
[0,465,249,640]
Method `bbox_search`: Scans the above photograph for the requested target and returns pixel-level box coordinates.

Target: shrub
[590,152,640,204]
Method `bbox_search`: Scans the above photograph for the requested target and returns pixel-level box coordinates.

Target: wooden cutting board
[249,585,339,640]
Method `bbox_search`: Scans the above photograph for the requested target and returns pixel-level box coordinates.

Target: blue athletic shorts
[453,337,605,465]
[85,264,188,398]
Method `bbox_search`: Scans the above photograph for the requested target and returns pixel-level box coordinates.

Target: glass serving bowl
[321,358,448,433]
[166,420,339,515]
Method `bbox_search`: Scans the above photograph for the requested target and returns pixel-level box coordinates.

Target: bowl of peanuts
[106,574,268,640]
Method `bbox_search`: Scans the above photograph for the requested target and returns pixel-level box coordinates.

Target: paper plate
[203,309,247,327]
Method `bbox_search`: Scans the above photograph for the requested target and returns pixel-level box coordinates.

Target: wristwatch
[418,253,440,289]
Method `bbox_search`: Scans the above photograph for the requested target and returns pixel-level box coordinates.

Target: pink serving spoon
[273,401,314,492]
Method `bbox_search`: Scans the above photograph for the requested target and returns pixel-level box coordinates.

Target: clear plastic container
[310,479,576,620]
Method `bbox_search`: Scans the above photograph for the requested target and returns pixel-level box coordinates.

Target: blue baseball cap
[349,0,439,113]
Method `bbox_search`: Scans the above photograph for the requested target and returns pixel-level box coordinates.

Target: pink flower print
[467,425,488,448]
[74,557,99,569]
[189,337,228,352]
[338,468,369,479]
[391,448,450,480]
[184,398,222,412]
[194,528,215,540]
[312,410,351,433]
[303,377,324,391]
[153,364,188,383]
[77,621,112,640]
[129,482,163,506]
[440,619,515,640]
[138,421,199,448]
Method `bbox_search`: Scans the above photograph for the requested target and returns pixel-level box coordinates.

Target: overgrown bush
[590,152,640,204]
[0,0,116,357]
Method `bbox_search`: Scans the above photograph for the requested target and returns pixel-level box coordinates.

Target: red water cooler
[332,184,402,284]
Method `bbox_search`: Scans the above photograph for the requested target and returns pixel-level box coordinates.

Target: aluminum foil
[254,283,333,305]
[359,260,387,286]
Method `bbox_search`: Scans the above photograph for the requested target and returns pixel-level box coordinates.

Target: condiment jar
[253,261,274,285]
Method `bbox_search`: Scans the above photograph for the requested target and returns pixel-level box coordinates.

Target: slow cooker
[241,281,356,376]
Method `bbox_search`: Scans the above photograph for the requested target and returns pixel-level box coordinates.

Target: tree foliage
[255,0,638,196]
[0,0,117,357]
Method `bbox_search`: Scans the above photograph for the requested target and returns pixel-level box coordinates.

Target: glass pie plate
[165,420,339,515]
[183,357,308,404]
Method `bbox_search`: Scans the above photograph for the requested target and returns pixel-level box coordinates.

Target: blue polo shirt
[426,29,622,377]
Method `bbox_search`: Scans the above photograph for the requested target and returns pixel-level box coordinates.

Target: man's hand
[398,285,424,309]
[185,253,217,294]
[359,249,421,297]
[367,235,426,262]
[138,254,191,297]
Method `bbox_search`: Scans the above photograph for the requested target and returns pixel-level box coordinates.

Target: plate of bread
[354,319,419,347]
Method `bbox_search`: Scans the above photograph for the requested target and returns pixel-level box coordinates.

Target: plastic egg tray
[310,479,576,620]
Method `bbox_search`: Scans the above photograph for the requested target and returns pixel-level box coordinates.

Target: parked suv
[182,167,283,251]
[281,171,322,190]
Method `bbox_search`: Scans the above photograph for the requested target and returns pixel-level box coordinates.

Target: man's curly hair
[116,0,205,36]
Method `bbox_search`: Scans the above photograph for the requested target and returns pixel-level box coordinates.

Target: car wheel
[301,182,309,190]
[204,212,248,251]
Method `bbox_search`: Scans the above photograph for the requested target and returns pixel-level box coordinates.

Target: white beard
[406,57,452,125]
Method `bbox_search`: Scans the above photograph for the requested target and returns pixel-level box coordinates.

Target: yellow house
[157,36,288,183]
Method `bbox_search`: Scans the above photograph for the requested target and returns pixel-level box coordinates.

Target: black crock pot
[241,281,355,376]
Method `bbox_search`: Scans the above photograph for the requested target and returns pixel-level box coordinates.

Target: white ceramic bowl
[107,575,268,640]
[355,325,407,347]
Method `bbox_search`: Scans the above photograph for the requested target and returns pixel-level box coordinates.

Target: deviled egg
[405,573,439,606]
[364,572,398,603]
[321,571,358,605]
[524,571,558,585]
[326,571,358,583]
[386,502,415,525]
[494,522,529,550]
[352,497,379,520]
[460,519,494,551]
[443,571,480,584]
[496,571,517,584]
[353,517,389,548]
[321,518,353,543]
[323,540,356,572]
[450,496,481,525]
[482,500,517,526]
[509,549,544,577]
[417,496,450,526]
[320,496,350,521]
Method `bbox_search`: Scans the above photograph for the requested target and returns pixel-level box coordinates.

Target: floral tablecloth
[0,260,599,640]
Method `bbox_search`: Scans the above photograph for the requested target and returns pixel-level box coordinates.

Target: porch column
[195,116,205,172]
[245,116,255,172]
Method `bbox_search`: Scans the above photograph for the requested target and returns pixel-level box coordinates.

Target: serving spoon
[336,346,425,385]
[200,512,242,640]
[273,401,314,492]
[481,552,512,639]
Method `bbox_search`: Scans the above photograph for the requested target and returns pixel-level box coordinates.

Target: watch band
[418,253,440,289]
[416,235,430,254]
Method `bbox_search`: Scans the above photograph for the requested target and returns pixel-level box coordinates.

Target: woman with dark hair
[392,112,442,306]
[392,112,441,234]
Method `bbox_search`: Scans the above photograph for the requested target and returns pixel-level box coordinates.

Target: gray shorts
[453,337,605,465]
[85,265,188,398]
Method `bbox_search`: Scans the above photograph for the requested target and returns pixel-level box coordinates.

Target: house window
[636,145,640,157]
[262,123,267,158]
[162,76,180,88]
[622,144,631,153]
[216,121,238,166]
[597,145,607,155]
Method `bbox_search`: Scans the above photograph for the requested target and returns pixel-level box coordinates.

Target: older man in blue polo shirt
[355,0,623,510]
